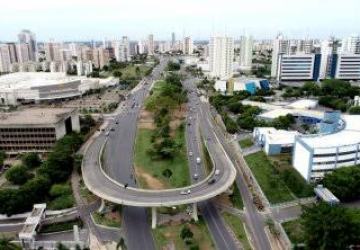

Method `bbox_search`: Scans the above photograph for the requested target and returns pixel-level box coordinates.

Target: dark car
[208,178,216,185]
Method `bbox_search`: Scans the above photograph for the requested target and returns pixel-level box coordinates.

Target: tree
[301,203,360,250]
[21,152,41,169]
[162,169,173,178]
[113,70,123,78]
[117,238,127,250]
[49,183,72,197]
[322,166,360,201]
[0,238,21,250]
[180,226,194,240]
[5,165,33,185]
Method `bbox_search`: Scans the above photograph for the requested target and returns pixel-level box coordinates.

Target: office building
[18,29,37,61]
[272,35,360,81]
[277,54,319,81]
[0,108,80,154]
[293,114,360,181]
[239,35,253,71]
[209,36,234,80]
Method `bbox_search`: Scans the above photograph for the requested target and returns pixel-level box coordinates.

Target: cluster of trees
[322,166,360,201]
[185,65,204,77]
[5,153,41,185]
[146,73,187,160]
[166,61,181,71]
[0,133,83,215]
[180,226,199,250]
[210,92,295,133]
[282,80,360,112]
[197,77,215,92]
[301,202,360,249]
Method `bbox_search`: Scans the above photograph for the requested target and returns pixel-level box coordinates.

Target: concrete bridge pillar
[151,207,157,229]
[192,203,198,222]
[98,199,106,213]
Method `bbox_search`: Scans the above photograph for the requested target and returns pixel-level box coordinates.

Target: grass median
[245,152,313,204]
[222,212,251,250]
[134,127,190,189]
[152,217,215,250]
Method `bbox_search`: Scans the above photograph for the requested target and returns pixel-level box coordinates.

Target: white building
[334,54,360,80]
[239,35,253,71]
[341,34,360,54]
[114,36,130,62]
[147,34,154,55]
[293,115,360,181]
[18,29,37,62]
[277,54,316,81]
[0,72,119,105]
[209,36,234,80]
[271,34,290,78]
[182,37,193,55]
[214,80,227,94]
[253,127,299,155]
[0,44,12,72]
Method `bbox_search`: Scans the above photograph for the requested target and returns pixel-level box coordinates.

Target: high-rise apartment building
[44,42,62,62]
[18,29,37,61]
[171,32,176,49]
[239,35,253,71]
[341,34,360,54]
[147,34,154,55]
[271,34,290,78]
[209,36,234,80]
[0,45,12,72]
[16,43,31,63]
[114,36,130,62]
[182,36,193,55]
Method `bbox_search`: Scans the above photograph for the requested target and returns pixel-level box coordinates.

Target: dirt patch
[135,166,166,190]
[214,194,233,207]
[138,108,156,129]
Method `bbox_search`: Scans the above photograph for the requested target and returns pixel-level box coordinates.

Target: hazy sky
[1,0,359,41]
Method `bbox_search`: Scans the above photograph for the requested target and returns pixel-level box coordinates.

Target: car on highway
[189,151,193,156]
[110,128,115,131]
[215,169,220,176]
[105,131,110,136]
[196,157,201,164]
[193,173,199,180]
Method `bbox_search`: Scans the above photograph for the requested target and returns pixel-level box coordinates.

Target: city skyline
[0,0,359,41]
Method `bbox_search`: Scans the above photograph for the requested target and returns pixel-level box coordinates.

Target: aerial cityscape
[0,1,360,250]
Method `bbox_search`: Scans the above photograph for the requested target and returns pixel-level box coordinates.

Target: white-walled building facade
[209,36,234,80]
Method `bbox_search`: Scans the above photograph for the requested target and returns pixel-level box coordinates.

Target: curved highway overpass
[81,59,237,208]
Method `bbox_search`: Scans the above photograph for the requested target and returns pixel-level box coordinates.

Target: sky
[0,0,359,41]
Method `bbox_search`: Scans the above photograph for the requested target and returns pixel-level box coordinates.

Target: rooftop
[300,115,360,148]
[0,108,76,126]
[0,72,82,90]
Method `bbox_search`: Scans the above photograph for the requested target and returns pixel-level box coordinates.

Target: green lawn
[268,154,313,198]
[245,152,294,204]
[152,218,215,250]
[223,212,252,250]
[230,184,244,209]
[92,211,121,228]
[239,138,254,149]
[134,128,190,188]
[282,219,305,245]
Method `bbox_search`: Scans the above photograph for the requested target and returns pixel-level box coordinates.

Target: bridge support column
[192,203,198,222]
[98,199,106,213]
[151,207,157,229]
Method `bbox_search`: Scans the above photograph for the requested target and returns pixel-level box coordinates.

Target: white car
[196,157,201,164]
[189,151,193,156]
[215,169,220,176]
[180,190,187,195]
